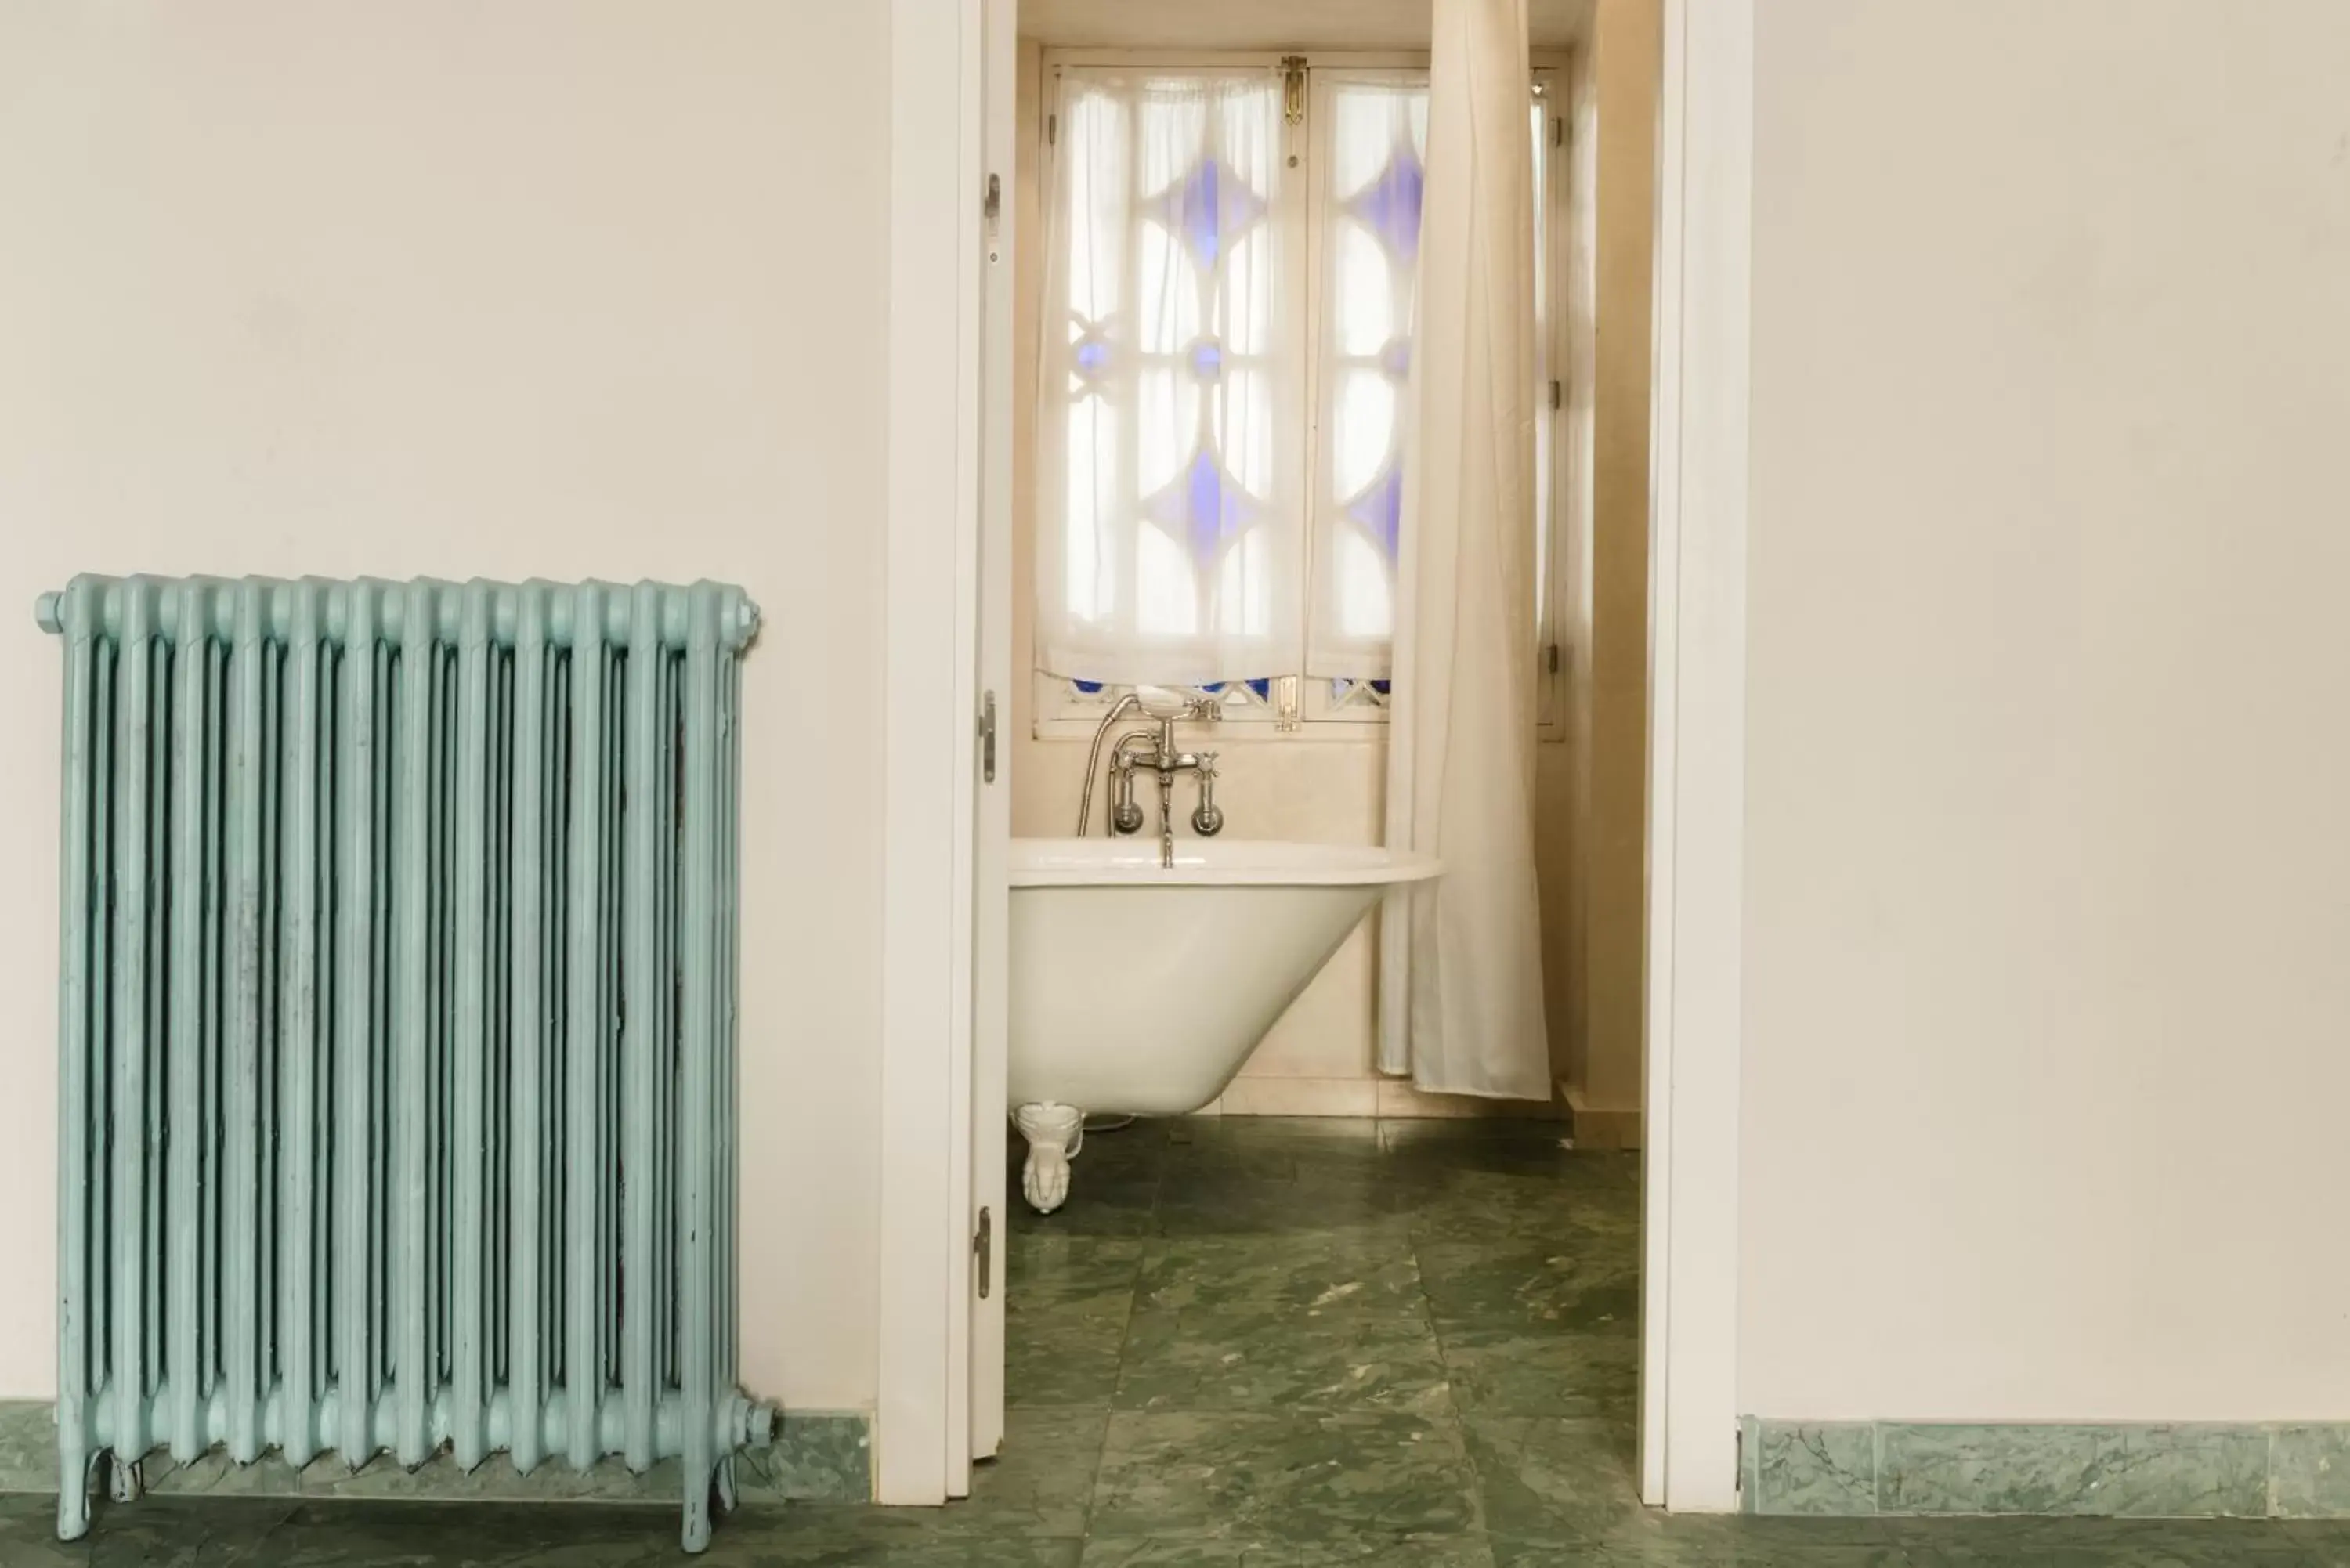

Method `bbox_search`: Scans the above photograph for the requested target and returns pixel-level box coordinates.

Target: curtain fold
[1377,0,1550,1099]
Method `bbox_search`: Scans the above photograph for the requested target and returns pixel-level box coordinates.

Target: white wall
[1741,0,2350,1420]
[1555,0,1657,1138]
[0,2,888,1411]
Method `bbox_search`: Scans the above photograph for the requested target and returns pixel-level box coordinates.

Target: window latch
[1282,56,1307,125]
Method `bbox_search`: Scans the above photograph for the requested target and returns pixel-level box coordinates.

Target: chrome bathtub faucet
[1074,688,1224,866]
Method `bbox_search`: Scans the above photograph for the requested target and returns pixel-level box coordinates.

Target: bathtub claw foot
[1013,1102,1086,1214]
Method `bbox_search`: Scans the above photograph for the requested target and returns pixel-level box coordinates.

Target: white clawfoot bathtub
[1008,837,1440,1212]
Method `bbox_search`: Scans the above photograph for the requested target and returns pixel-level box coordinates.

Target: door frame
[1638,0,1754,1515]
[876,0,1759,1517]
[877,0,991,1507]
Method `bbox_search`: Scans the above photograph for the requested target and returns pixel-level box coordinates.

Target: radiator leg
[106,1452,143,1504]
[682,1469,714,1554]
[56,1453,97,1541]
[1013,1103,1086,1215]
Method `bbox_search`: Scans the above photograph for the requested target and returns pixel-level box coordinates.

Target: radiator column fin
[54,578,99,1534]
[563,583,607,1472]
[507,585,548,1473]
[393,579,435,1466]
[222,580,266,1467]
[679,584,721,1552]
[622,583,660,1471]
[334,581,378,1466]
[452,582,492,1469]
[278,581,324,1468]
[110,580,157,1470]
[166,580,208,1463]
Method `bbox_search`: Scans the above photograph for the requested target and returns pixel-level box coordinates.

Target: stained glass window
[1036,68,1299,688]
[1036,59,1564,728]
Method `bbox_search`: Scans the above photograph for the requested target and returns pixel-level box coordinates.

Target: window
[1034,53,1567,734]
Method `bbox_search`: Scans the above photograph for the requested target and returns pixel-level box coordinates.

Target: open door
[967,0,1019,1476]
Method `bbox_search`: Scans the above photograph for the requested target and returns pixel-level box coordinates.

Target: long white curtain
[1035,68,1303,686]
[1377,0,1549,1099]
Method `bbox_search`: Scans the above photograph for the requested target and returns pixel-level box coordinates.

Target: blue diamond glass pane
[1159,158,1264,272]
[1379,337,1412,381]
[1350,148,1424,261]
[1371,679,1391,695]
[1073,334,1112,381]
[1246,677,1271,701]
[1347,467,1405,561]
[1074,678,1105,694]
[1188,338,1224,381]
[1145,449,1257,570]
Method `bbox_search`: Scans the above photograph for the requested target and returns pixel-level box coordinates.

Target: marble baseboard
[1556,1082,1641,1149]
[1743,1418,2350,1519]
[0,1401,869,1505]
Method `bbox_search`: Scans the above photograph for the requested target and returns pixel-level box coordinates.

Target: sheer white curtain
[1036,68,1303,686]
[1307,76,1428,679]
[1377,0,1550,1099]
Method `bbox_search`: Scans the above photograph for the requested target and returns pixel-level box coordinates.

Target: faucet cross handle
[1191,749,1226,837]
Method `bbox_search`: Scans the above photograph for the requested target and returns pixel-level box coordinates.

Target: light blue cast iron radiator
[42,575,769,1553]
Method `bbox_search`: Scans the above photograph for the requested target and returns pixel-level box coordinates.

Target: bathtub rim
[1010,836,1441,889]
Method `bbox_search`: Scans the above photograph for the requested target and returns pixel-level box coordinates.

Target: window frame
[1031,47,1578,742]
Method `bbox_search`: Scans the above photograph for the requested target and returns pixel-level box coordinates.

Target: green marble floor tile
[1061,1122,1176,1182]
[1415,1242,1639,1335]
[1013,1172,1162,1238]
[717,1525,1085,1568]
[1090,1410,1480,1543]
[1404,1173,1640,1248]
[0,1491,302,1566]
[1115,1299,1449,1413]
[1136,1234,1423,1312]
[1377,1119,1570,1151]
[1381,1129,1632,1187]
[937,1407,1109,1537]
[1080,1537,1498,1566]
[1438,1324,1639,1418]
[1488,1521,1906,1567]
[1152,1181,1411,1243]
[1007,1282,1133,1408]
[1463,1414,1647,1546]
[148,1495,683,1565]
[1886,1514,2323,1566]
[1009,1234,1148,1302]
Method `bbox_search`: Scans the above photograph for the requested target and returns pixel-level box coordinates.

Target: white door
[967,0,1019,1472]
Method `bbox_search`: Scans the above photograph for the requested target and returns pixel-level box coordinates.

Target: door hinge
[1274,674,1303,732]
[1553,114,1565,148]
[1549,379,1562,410]
[979,689,998,784]
[1047,112,1058,146]
[1281,56,1307,126]
[1734,1424,1744,1490]
[973,1207,993,1299]
[1546,643,1560,675]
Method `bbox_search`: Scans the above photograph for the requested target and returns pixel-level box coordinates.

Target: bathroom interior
[988,0,1665,1545]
